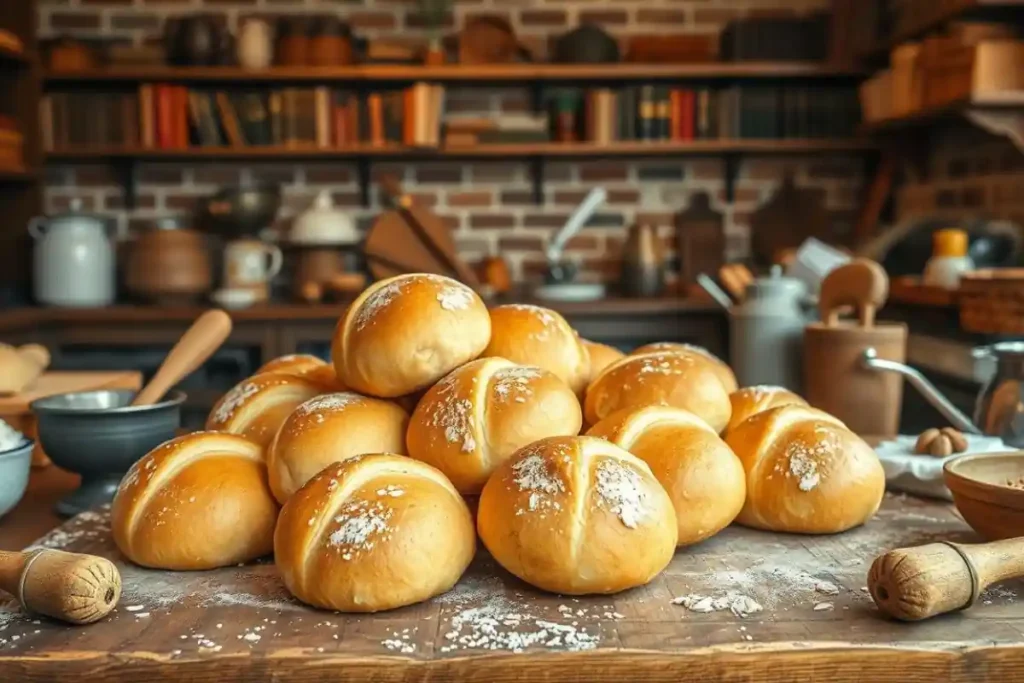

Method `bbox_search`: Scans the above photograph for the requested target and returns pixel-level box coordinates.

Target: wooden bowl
[944,452,1024,540]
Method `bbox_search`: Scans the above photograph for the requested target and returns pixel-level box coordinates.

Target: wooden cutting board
[0,371,143,467]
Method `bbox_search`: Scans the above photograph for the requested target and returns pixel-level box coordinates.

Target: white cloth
[875,434,1007,500]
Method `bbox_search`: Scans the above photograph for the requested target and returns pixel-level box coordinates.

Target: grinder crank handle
[868,537,1024,621]
[0,549,121,624]
[859,348,981,435]
[546,187,607,263]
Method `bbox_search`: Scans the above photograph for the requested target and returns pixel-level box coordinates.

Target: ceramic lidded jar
[30,199,116,308]
[237,17,275,69]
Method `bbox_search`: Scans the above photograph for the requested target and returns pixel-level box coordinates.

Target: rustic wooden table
[0,489,1021,682]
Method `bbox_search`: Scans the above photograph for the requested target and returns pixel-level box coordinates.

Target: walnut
[914,427,969,457]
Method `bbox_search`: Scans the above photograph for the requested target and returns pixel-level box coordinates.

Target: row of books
[41,84,448,151]
[577,85,860,143]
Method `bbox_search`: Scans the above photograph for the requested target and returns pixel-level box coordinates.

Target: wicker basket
[959,269,1024,334]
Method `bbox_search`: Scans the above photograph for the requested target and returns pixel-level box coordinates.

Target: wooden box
[922,39,1024,108]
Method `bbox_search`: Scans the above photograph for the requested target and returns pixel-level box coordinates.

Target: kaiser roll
[332,273,490,398]
[206,373,322,448]
[726,385,807,434]
[111,432,278,570]
[588,406,745,546]
[632,342,738,393]
[483,304,590,397]
[407,357,582,494]
[256,354,346,392]
[582,340,625,385]
[725,405,885,534]
[268,392,409,503]
[584,351,732,433]
[275,454,475,612]
[477,436,677,595]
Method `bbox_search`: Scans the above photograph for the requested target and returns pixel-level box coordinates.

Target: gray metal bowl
[31,389,185,517]
[0,439,33,519]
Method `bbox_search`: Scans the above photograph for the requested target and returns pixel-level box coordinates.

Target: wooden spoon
[0,549,121,624]
[131,310,233,407]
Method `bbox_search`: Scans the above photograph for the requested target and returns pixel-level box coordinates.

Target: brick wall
[39,0,864,285]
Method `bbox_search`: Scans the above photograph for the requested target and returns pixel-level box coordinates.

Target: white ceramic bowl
[211,288,258,309]
[0,439,33,519]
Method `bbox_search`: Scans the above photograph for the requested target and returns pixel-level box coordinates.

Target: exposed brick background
[38,0,864,285]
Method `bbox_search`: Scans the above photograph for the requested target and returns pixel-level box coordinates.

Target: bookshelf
[862,92,1024,133]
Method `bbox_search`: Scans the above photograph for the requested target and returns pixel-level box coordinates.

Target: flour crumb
[672,593,762,618]
[814,580,840,596]
[813,602,834,612]
[125,605,145,612]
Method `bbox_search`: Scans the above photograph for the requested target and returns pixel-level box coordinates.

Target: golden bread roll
[588,406,745,546]
[206,373,322,448]
[584,351,732,433]
[332,273,490,398]
[632,342,738,393]
[268,392,409,503]
[477,435,677,595]
[256,354,346,392]
[725,405,885,534]
[483,304,590,397]
[582,340,625,385]
[726,385,807,434]
[407,357,582,494]
[111,432,278,570]
[275,454,475,612]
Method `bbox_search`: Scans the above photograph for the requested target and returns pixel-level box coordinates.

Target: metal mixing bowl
[31,389,185,517]
[0,439,33,519]
[196,184,282,238]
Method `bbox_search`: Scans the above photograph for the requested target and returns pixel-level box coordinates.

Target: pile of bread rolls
[110,272,885,613]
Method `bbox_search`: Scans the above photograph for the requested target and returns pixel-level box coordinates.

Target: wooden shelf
[861,0,1024,59]
[43,62,867,87]
[0,46,29,67]
[862,93,1024,133]
[0,165,36,182]
[46,139,875,163]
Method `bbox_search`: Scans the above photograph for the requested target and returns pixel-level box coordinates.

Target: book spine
[40,96,53,152]
[681,90,695,141]
[333,97,347,147]
[669,89,682,142]
[368,93,384,147]
[156,85,172,149]
[637,85,656,141]
[269,91,282,145]
[315,86,331,149]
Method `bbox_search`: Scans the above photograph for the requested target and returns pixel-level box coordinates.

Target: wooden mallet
[868,538,1024,621]
[0,549,121,624]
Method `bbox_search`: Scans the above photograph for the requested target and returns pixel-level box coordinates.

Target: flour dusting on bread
[296,393,364,416]
[328,499,394,560]
[595,459,647,528]
[512,452,565,513]
[430,374,477,453]
[355,280,406,330]
[786,441,823,491]
[436,284,474,311]
[212,381,261,424]
[492,366,543,403]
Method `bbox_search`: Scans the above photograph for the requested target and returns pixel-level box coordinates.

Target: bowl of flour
[0,418,32,518]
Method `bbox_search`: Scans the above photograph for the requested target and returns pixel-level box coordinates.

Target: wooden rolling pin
[0,549,121,624]
[868,538,1024,621]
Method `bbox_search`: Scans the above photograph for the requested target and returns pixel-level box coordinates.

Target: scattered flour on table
[813,602,834,612]
[594,459,648,529]
[0,419,26,451]
[440,597,599,653]
[26,508,110,551]
[671,561,849,614]
[672,594,763,618]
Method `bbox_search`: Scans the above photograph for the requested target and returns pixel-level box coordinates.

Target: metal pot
[164,14,232,66]
[30,199,116,308]
[196,184,282,238]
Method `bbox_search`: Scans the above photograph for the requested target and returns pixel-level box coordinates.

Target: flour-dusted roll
[111,432,277,570]
[726,385,807,434]
[725,405,885,534]
[332,273,490,398]
[477,436,677,595]
[256,354,345,392]
[584,351,732,433]
[483,304,590,397]
[587,406,745,546]
[632,342,738,393]
[268,392,409,504]
[582,340,625,386]
[206,373,322,448]
[407,357,582,494]
[275,454,475,612]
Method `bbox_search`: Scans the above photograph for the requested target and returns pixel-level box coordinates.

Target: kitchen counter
[0,485,1021,682]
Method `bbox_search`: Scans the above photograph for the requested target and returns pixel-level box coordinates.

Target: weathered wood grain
[1,494,1022,683]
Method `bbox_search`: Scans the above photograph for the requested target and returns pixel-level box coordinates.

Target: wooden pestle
[131,309,233,406]
[868,538,1024,621]
[0,549,121,624]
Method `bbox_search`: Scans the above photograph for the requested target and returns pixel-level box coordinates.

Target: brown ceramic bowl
[943,452,1024,541]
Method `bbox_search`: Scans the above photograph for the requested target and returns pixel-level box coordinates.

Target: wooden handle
[0,549,121,625]
[718,265,747,303]
[868,537,1024,621]
[131,309,233,406]
[819,258,889,328]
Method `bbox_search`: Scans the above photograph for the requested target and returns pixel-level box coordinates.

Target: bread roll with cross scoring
[275,454,475,612]
[206,373,322,448]
[111,432,278,570]
[407,357,582,494]
[726,385,807,434]
[256,354,345,392]
[483,304,590,397]
[477,435,677,595]
[725,404,885,534]
[584,351,732,433]
[588,406,745,546]
[268,392,409,504]
[632,342,738,393]
[582,340,625,386]
[332,273,490,398]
